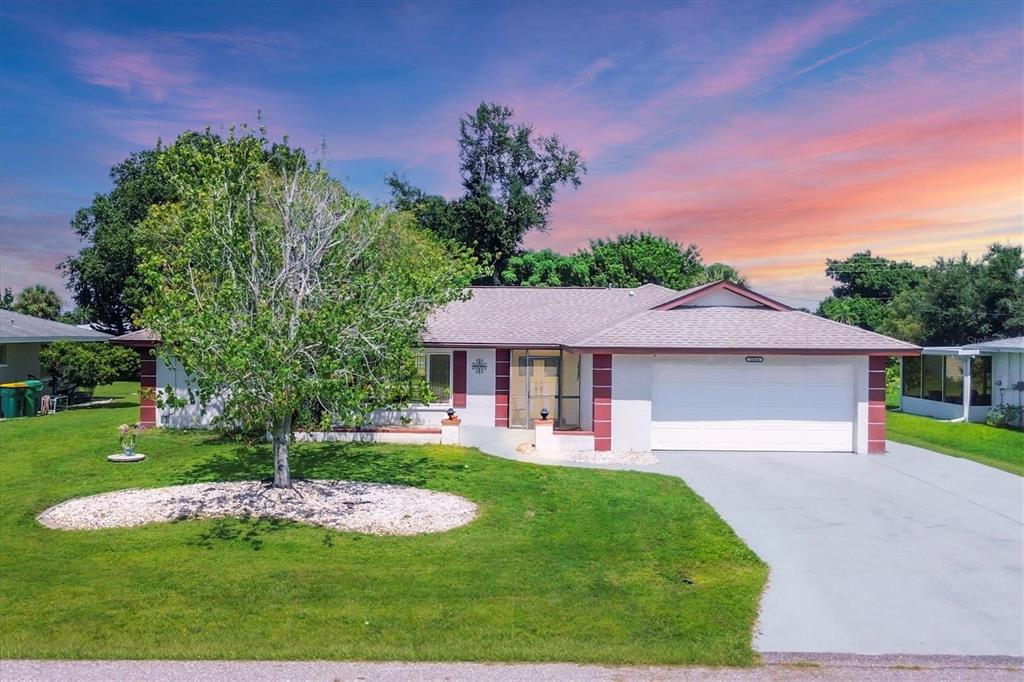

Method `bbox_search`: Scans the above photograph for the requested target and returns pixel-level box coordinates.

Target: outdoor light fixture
[540,406,549,420]
[446,407,455,418]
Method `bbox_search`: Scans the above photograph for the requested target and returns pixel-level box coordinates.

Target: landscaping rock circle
[37,480,478,535]
[107,453,146,463]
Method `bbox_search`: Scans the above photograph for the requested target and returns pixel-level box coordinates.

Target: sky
[1,0,1022,308]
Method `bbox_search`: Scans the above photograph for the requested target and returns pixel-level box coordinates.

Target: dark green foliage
[390,102,585,283]
[39,341,139,397]
[501,249,589,286]
[817,252,925,332]
[0,288,13,310]
[10,285,62,320]
[880,244,1024,345]
[583,233,703,289]
[61,131,308,335]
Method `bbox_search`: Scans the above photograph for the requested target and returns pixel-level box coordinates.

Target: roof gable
[653,281,791,311]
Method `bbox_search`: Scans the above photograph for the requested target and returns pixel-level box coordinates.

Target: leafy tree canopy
[818,251,926,331]
[878,244,1024,345]
[500,233,746,290]
[40,341,139,398]
[139,127,476,488]
[11,284,62,320]
[390,102,585,283]
[61,130,307,335]
[0,288,13,310]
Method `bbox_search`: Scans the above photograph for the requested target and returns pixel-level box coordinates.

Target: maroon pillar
[494,349,510,427]
[137,347,157,428]
[453,351,467,409]
[593,354,612,451]
[868,356,886,454]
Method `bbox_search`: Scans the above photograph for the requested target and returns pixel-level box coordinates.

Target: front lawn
[0,386,765,665]
[887,410,1024,476]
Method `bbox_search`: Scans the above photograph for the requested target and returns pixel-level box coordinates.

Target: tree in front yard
[40,341,139,398]
[139,128,476,488]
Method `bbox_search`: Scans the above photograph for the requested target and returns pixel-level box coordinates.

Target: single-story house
[112,281,919,454]
[899,336,1024,422]
[0,309,111,385]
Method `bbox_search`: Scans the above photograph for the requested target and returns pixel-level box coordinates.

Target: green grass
[90,381,141,401]
[0,384,766,664]
[887,410,1024,476]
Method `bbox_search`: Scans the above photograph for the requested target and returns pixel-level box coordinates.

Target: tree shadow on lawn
[173,442,463,550]
[174,440,461,489]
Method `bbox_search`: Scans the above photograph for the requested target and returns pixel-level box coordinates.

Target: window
[415,352,451,403]
[971,356,992,406]
[902,356,922,398]
[0,344,7,367]
[942,356,963,405]
[922,355,944,401]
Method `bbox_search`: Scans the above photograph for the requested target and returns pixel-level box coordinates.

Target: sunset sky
[1,0,1021,307]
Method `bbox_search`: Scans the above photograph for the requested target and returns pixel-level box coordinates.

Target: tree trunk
[272,413,292,489]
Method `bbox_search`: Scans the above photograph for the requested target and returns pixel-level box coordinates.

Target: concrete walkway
[478,435,1024,657]
[3,655,1021,681]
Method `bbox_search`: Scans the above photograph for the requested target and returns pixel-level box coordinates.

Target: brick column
[453,350,467,409]
[868,356,886,454]
[593,354,612,451]
[494,349,510,427]
[138,347,157,429]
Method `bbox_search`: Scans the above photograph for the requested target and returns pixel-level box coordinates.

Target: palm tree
[12,284,62,320]
[698,263,748,287]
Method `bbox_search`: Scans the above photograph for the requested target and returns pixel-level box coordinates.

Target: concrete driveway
[650,442,1023,656]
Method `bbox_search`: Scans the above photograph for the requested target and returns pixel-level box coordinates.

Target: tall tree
[581,233,704,289]
[390,102,585,282]
[139,129,475,489]
[880,244,1024,345]
[12,285,62,320]
[817,251,925,331]
[61,130,304,334]
[500,249,589,286]
[0,288,13,310]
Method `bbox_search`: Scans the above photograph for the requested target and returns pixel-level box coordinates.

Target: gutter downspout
[960,354,972,422]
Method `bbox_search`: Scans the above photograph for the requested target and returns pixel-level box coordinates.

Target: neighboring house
[112,281,919,454]
[899,336,1024,423]
[0,310,111,384]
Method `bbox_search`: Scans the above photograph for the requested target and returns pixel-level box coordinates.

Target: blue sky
[2,0,1021,306]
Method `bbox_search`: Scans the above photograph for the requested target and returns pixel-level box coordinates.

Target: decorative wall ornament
[471,358,488,374]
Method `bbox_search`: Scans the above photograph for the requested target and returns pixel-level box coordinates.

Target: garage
[650,356,856,452]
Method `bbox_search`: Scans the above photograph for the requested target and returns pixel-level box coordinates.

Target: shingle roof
[422,283,918,353]
[963,336,1024,352]
[569,307,920,352]
[422,284,680,347]
[0,310,111,343]
[109,328,161,345]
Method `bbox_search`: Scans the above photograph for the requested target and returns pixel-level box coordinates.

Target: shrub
[985,404,1023,429]
[39,341,139,399]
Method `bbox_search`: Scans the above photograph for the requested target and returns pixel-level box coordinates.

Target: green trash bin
[0,382,26,418]
[22,380,44,417]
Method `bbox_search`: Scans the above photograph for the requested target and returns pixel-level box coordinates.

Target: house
[112,281,920,454]
[0,309,111,384]
[899,336,1024,422]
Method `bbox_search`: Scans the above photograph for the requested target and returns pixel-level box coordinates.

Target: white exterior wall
[683,290,764,307]
[156,357,224,429]
[993,351,1024,409]
[0,342,42,384]
[611,354,869,454]
[610,355,654,451]
[371,347,496,428]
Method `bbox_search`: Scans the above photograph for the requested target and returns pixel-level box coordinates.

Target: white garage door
[651,358,855,452]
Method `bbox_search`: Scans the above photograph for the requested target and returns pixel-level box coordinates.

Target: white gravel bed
[37,480,477,535]
[516,443,659,465]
